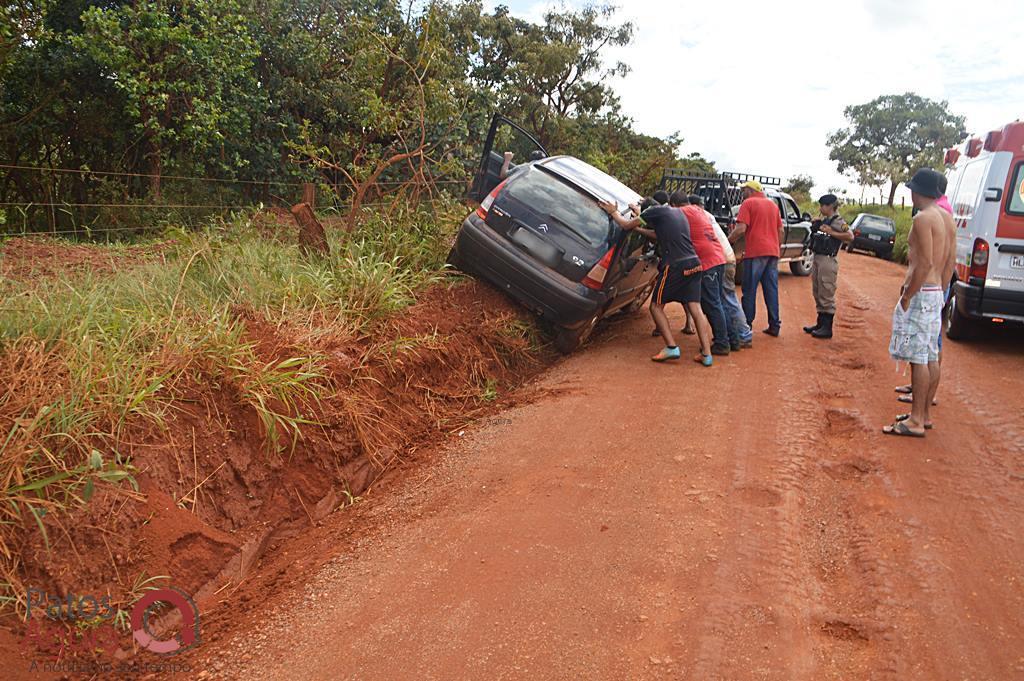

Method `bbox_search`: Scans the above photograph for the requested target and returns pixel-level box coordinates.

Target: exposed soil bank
[1,241,553,667]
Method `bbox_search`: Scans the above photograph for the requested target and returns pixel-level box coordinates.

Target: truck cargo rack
[658,170,782,223]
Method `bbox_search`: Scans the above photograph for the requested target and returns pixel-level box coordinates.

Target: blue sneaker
[694,353,713,367]
[651,346,681,362]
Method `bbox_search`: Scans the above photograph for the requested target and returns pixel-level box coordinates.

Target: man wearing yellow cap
[729,180,785,336]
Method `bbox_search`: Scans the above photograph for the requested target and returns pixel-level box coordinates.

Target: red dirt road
[194,254,1024,680]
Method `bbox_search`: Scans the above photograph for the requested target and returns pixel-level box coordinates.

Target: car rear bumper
[451,213,605,327]
[850,235,893,253]
[953,280,1024,324]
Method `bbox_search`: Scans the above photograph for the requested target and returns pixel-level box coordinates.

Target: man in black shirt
[598,199,714,365]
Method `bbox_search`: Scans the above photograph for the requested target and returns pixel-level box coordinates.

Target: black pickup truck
[658,170,814,276]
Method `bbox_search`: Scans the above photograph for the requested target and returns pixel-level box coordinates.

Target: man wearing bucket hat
[729,180,785,336]
[883,168,956,438]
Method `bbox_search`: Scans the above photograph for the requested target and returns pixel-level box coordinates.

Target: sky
[494,0,1024,201]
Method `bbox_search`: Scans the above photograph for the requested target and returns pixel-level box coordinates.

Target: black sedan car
[845,213,897,259]
[447,115,659,353]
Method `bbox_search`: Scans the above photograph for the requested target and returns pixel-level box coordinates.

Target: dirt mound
[0,236,173,282]
[3,273,551,663]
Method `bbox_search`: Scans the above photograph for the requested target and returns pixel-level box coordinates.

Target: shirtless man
[884,168,956,437]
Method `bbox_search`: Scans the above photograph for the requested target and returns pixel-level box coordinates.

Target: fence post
[901,196,905,209]
[302,182,316,208]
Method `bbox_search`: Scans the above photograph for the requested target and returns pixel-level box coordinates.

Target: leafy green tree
[77,0,260,197]
[782,174,814,203]
[827,93,965,206]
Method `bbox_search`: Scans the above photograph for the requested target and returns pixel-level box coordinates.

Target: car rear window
[503,169,612,247]
[858,216,894,232]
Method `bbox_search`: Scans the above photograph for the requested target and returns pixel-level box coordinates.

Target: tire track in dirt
[787,286,911,680]
[157,254,1024,681]
[823,261,1024,679]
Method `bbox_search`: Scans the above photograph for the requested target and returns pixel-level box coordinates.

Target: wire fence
[0,163,471,239]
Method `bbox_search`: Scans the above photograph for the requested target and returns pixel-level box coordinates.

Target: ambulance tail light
[970,238,989,281]
[966,138,983,158]
[944,148,961,165]
[475,180,507,219]
[582,247,616,290]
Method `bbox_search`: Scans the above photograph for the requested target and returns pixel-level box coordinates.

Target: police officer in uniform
[803,194,854,339]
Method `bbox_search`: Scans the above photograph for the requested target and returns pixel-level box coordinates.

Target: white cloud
[496,0,1024,201]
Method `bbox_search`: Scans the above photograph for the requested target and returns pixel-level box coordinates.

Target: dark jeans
[700,264,731,348]
[741,256,781,330]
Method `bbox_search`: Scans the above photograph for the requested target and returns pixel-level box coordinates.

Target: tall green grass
[0,199,464,597]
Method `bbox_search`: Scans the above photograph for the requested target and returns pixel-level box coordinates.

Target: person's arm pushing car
[598,200,657,240]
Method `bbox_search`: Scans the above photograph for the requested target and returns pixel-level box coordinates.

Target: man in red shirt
[670,191,731,355]
[729,180,784,336]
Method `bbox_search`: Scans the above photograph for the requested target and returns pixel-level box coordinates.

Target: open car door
[471,113,547,202]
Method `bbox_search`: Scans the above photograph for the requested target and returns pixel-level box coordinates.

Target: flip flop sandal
[894,385,913,394]
[896,394,939,405]
[883,421,926,438]
[681,327,697,335]
[895,413,933,429]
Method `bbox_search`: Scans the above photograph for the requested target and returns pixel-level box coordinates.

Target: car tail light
[853,228,861,237]
[582,247,616,290]
[475,180,507,219]
[970,238,989,279]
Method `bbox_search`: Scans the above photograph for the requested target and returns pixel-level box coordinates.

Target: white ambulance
[942,120,1024,339]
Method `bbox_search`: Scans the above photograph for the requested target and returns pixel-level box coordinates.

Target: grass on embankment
[0,199,468,598]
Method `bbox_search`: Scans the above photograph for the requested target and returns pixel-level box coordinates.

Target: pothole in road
[732,486,783,508]
[823,457,878,481]
[824,407,868,437]
[820,618,871,643]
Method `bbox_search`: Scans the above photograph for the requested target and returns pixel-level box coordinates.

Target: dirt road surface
[192,254,1024,680]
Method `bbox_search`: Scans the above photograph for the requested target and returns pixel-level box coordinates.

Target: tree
[469,4,633,150]
[77,0,260,197]
[827,93,965,206]
[782,174,814,203]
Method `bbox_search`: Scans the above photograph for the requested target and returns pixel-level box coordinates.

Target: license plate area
[868,234,882,241]
[509,225,563,268]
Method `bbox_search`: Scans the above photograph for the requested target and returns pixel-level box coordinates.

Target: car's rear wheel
[553,312,601,354]
[445,246,465,273]
[789,247,813,276]
[945,287,973,341]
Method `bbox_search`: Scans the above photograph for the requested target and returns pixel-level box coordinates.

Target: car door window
[782,198,800,222]
[952,160,987,221]
[472,115,546,201]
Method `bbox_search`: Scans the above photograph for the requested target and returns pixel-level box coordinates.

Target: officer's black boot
[803,313,823,334]
[812,313,834,339]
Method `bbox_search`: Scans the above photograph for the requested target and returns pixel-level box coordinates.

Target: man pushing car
[598,198,714,366]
